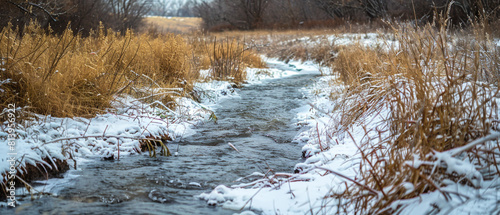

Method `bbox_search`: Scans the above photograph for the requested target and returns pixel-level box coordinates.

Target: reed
[324,16,500,213]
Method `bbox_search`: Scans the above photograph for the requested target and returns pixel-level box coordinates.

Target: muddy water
[2,63,319,215]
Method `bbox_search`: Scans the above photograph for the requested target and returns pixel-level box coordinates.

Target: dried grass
[189,36,266,84]
[140,16,202,34]
[0,22,264,118]
[322,17,500,214]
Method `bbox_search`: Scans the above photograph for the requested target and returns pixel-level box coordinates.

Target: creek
[2,62,319,215]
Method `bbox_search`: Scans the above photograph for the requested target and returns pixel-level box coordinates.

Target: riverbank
[0,57,305,206]
[0,57,323,214]
[199,26,500,214]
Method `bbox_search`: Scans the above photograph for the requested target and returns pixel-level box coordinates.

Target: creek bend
[4,62,320,215]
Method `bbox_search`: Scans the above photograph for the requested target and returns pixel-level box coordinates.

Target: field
[141,16,202,34]
[1,14,500,214]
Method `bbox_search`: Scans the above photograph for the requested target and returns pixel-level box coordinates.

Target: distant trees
[2,0,497,33]
[195,0,500,31]
[107,0,150,32]
[224,0,270,30]
[194,0,331,30]
[0,0,151,35]
[148,0,196,17]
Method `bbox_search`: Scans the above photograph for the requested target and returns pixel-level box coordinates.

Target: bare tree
[194,0,227,30]
[222,0,270,29]
[0,0,68,31]
[108,0,150,33]
[360,0,387,19]
[312,0,353,19]
[194,0,270,30]
[194,0,500,31]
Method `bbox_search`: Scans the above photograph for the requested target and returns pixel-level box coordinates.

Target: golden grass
[141,16,202,34]
[0,22,193,117]
[325,19,500,213]
[0,22,264,118]
[189,36,266,84]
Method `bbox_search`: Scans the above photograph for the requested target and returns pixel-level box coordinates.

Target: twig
[228,142,240,152]
[44,135,160,145]
[117,139,120,160]
[315,166,378,196]
[240,186,265,211]
[27,2,57,22]
[447,131,500,156]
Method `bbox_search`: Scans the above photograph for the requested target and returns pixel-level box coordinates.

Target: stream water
[2,63,319,215]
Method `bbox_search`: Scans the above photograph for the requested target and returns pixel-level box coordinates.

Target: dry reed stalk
[320,15,500,214]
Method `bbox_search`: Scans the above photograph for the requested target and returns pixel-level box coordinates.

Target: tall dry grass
[210,29,343,65]
[189,36,266,84]
[205,38,265,84]
[0,22,193,118]
[323,18,500,214]
[0,22,264,118]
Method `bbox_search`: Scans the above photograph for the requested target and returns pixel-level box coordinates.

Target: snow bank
[0,60,299,200]
[197,72,367,214]
[285,33,399,51]
[198,58,500,214]
[328,33,399,50]
[0,94,210,186]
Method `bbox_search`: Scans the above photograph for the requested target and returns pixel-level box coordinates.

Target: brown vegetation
[140,16,202,35]
[0,158,69,201]
[0,22,264,119]
[321,18,500,213]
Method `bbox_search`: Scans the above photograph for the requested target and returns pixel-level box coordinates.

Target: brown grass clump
[0,22,197,118]
[268,35,339,66]
[208,28,386,65]
[206,38,265,84]
[211,29,342,62]
[189,36,266,84]
[1,23,114,118]
[324,18,500,214]
[0,158,69,201]
[0,21,267,118]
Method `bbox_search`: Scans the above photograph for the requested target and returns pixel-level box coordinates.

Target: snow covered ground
[199,67,500,215]
[284,32,399,50]
[3,33,499,213]
[198,34,500,215]
[0,57,308,204]
[198,73,366,215]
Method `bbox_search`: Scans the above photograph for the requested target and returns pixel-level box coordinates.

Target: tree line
[1,0,498,34]
[193,0,500,31]
[0,0,154,36]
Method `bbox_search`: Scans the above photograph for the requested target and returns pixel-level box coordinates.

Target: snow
[0,57,303,201]
[328,33,399,50]
[197,70,363,214]
[196,35,390,214]
[396,183,500,215]
[0,96,202,184]
[3,32,499,213]
[197,33,500,214]
[285,33,399,52]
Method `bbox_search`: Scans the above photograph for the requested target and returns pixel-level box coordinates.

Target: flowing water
[2,63,319,215]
